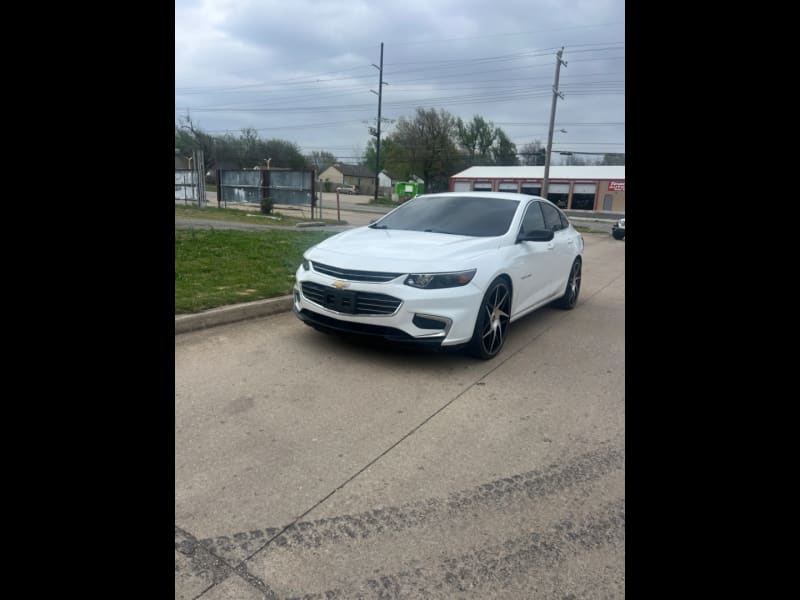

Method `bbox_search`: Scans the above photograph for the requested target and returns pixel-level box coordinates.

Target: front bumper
[293,267,484,346]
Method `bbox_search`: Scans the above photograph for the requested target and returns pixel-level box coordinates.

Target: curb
[175,295,293,334]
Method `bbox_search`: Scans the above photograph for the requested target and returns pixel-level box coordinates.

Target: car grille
[311,261,403,283]
[301,282,402,315]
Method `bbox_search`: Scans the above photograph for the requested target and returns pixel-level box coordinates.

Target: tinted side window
[540,203,563,231]
[559,211,570,229]
[521,202,546,233]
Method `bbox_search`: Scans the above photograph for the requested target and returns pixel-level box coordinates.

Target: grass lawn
[175,228,335,314]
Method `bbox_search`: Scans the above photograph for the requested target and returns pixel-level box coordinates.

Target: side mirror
[518,229,555,242]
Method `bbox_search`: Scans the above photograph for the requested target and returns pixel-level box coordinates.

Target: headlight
[404,269,476,289]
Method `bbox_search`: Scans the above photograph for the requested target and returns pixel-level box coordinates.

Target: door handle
[547,242,554,250]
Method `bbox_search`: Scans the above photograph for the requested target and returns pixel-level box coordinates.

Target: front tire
[468,278,512,360]
[553,259,581,310]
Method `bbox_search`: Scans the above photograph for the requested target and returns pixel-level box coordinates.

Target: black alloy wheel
[554,259,582,310]
[468,278,512,359]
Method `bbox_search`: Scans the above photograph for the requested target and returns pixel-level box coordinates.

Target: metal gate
[175,169,198,202]
[269,170,314,205]
[174,149,206,206]
[218,170,266,205]
[217,169,317,212]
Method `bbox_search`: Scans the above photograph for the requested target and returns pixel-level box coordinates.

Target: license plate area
[324,289,356,314]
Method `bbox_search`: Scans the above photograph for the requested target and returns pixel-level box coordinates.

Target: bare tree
[519,141,546,166]
[306,151,337,173]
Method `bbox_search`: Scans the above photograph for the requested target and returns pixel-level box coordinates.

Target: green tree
[362,137,403,174]
[454,115,518,166]
[174,118,306,171]
[235,128,305,169]
[492,129,519,166]
[456,115,496,164]
[383,108,461,192]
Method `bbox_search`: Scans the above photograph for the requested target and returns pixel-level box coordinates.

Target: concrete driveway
[175,232,625,599]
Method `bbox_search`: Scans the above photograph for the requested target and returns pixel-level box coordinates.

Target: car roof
[419,191,559,205]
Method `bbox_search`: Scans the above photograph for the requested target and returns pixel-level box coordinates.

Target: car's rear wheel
[612,230,625,240]
[553,259,581,310]
[468,277,511,360]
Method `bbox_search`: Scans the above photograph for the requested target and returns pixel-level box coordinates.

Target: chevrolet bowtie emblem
[332,281,349,289]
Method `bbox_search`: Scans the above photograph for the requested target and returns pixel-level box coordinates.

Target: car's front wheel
[468,277,511,360]
[553,258,581,310]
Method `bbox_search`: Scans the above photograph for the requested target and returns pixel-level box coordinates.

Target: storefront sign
[608,181,625,192]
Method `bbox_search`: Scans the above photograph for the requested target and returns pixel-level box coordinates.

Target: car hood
[306,227,504,272]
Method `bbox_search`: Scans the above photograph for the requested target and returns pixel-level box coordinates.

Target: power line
[176,44,624,95]
[176,40,624,156]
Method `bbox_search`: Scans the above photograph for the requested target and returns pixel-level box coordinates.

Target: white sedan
[293,192,584,359]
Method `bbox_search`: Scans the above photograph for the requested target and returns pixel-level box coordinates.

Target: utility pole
[372,43,385,201]
[542,47,567,199]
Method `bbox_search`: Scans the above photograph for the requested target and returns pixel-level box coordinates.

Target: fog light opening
[413,314,448,330]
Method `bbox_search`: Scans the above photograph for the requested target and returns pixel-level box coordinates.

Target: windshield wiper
[369,223,388,229]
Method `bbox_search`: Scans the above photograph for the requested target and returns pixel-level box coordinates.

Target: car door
[540,202,575,296]
[508,200,561,315]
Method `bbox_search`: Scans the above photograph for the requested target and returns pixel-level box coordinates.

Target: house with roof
[318,163,376,195]
[175,149,191,170]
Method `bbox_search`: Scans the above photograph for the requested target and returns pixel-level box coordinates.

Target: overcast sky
[175,0,624,165]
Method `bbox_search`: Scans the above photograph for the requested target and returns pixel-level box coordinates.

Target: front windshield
[371,195,519,237]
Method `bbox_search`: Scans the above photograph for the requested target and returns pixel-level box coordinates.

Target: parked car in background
[336,184,360,195]
[293,192,584,359]
[612,217,625,240]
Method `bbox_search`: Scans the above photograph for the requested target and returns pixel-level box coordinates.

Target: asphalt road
[175,232,625,599]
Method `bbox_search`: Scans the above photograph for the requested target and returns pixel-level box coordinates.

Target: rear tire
[468,278,512,360]
[553,259,581,310]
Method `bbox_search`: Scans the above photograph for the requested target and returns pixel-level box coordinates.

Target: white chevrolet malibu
[293,192,584,359]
